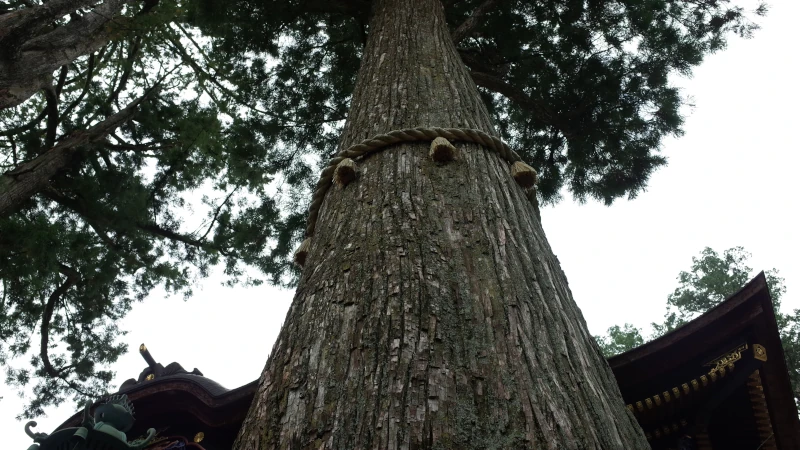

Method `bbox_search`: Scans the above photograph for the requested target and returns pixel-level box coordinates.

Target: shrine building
[23,273,800,450]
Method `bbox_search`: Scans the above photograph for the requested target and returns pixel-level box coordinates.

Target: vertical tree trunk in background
[235,0,649,448]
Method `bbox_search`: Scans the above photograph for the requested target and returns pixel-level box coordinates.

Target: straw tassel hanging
[294,238,311,267]
[429,137,457,162]
[334,158,357,187]
[511,161,537,188]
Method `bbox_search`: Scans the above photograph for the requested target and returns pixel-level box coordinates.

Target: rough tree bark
[0,0,133,110]
[234,0,649,448]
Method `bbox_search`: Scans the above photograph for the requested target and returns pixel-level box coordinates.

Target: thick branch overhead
[451,0,500,44]
[0,91,151,217]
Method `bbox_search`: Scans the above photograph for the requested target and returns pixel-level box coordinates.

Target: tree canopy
[595,247,800,405]
[0,0,766,417]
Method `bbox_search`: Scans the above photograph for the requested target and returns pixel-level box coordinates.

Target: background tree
[0,0,767,436]
[595,246,800,405]
[595,323,645,358]
[0,1,306,417]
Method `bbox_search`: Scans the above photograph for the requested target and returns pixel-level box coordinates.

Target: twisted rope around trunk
[305,127,522,237]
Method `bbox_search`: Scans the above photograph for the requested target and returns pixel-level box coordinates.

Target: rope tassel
[429,137,456,162]
[334,158,357,187]
[294,238,311,267]
[511,161,537,188]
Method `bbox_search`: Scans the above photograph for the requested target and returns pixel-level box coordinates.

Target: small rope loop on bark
[334,158,357,186]
[303,127,528,240]
[429,137,457,162]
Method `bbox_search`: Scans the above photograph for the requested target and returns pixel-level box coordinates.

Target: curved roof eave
[56,376,259,431]
[607,272,800,449]
[607,272,771,373]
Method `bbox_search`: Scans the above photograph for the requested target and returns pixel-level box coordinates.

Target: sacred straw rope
[305,127,523,237]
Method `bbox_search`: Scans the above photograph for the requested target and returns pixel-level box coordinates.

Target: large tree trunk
[234,0,649,448]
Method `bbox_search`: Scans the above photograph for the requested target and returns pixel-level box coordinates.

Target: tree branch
[200,186,239,240]
[0,88,153,217]
[0,107,48,137]
[0,0,135,110]
[163,30,341,126]
[457,47,510,78]
[43,85,59,149]
[59,53,96,121]
[139,222,232,256]
[469,70,570,135]
[103,140,175,152]
[10,134,18,164]
[107,35,141,108]
[55,64,68,96]
[302,0,370,20]
[42,187,148,269]
[451,0,500,44]
[0,0,98,48]
[44,184,232,258]
[40,263,79,378]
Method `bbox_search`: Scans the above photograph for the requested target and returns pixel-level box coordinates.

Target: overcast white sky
[4,0,799,445]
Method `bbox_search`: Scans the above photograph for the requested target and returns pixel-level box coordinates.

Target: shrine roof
[608,272,800,449]
[55,344,259,434]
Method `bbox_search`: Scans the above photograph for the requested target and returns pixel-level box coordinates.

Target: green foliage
[189,0,767,204]
[595,247,799,405]
[595,324,645,358]
[1,2,299,417]
[1,0,767,417]
[652,247,786,337]
[449,0,766,204]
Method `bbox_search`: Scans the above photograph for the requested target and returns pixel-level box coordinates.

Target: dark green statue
[24,394,155,450]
